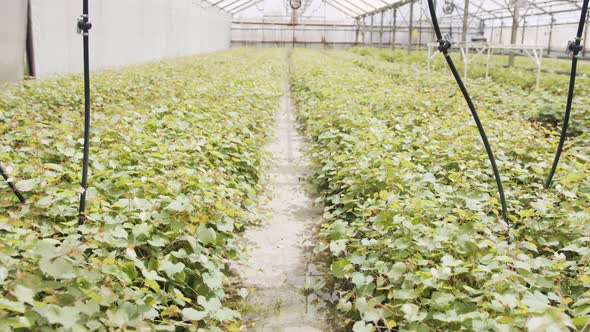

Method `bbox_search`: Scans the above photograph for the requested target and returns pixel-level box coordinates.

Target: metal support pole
[548,15,554,55]
[380,10,384,47]
[432,0,437,43]
[362,16,366,45]
[419,10,423,47]
[408,0,414,52]
[509,0,521,67]
[392,8,397,48]
[486,47,492,80]
[584,14,589,57]
[356,18,360,45]
[370,14,374,46]
[464,45,469,80]
[539,49,543,87]
[521,18,526,45]
[462,0,469,44]
[77,0,92,224]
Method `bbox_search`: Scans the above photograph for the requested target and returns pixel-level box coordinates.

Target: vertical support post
[380,10,384,47]
[500,21,504,44]
[428,44,432,77]
[533,49,543,90]
[418,9,423,47]
[370,14,374,46]
[462,0,469,44]
[521,18,526,45]
[408,0,414,52]
[362,16,366,45]
[534,16,540,47]
[432,0,437,42]
[464,44,469,80]
[486,46,492,80]
[584,14,589,57]
[509,0,521,67]
[392,7,397,48]
[356,18,360,45]
[291,9,297,48]
[78,0,92,224]
[547,14,554,55]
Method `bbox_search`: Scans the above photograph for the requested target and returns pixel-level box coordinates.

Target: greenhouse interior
[1,0,590,331]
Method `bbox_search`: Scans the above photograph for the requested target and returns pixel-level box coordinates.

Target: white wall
[0,0,27,82]
[29,0,231,78]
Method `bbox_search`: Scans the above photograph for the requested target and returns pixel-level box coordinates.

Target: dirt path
[237,59,331,331]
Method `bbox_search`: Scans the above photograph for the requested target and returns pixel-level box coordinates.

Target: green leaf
[331,259,352,278]
[352,321,374,332]
[181,308,207,321]
[13,285,35,305]
[197,225,217,246]
[39,257,76,279]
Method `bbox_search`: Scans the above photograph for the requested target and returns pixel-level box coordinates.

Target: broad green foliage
[291,49,589,331]
[0,49,285,331]
[352,48,590,135]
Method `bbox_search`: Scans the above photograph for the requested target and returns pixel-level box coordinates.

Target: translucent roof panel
[229,0,586,25]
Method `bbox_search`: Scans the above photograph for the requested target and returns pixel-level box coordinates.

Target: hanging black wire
[426,0,508,222]
[0,165,26,204]
[77,0,92,224]
[545,0,589,189]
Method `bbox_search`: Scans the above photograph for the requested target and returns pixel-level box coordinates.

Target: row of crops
[1,47,589,331]
[360,48,590,136]
[290,49,589,330]
[0,49,285,331]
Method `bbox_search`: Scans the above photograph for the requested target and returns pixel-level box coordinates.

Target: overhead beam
[330,0,363,15]
[324,0,358,17]
[356,0,414,19]
[230,0,263,14]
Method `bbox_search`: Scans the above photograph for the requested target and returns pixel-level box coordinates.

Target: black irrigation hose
[426,0,508,223]
[77,0,92,224]
[0,165,26,204]
[545,0,589,189]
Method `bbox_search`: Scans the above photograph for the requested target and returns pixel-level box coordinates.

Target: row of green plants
[0,49,285,331]
[353,48,590,92]
[352,47,590,136]
[291,49,590,331]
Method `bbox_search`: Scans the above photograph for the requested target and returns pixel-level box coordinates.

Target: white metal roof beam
[325,0,359,17]
[338,0,371,13]
[356,0,414,19]
[330,0,364,15]
[230,0,263,14]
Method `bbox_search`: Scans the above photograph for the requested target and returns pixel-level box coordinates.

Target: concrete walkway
[237,64,330,331]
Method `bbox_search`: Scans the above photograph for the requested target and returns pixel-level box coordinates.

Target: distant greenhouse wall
[25,0,231,79]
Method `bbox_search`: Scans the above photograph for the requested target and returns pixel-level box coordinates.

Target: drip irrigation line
[0,165,26,204]
[426,0,508,223]
[545,0,589,189]
[77,0,92,224]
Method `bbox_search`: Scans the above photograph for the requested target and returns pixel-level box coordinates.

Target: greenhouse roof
[227,0,586,24]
